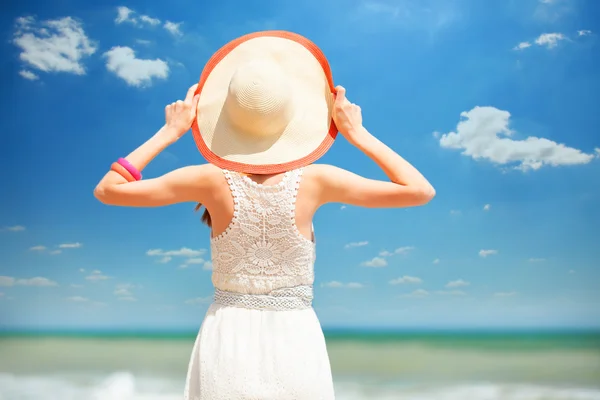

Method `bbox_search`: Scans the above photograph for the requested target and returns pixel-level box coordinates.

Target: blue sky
[1,0,599,331]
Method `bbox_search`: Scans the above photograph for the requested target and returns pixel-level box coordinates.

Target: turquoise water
[1,330,599,399]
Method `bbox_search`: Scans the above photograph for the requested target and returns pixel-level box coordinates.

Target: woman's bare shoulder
[303,163,345,177]
[179,163,224,183]
[303,164,352,185]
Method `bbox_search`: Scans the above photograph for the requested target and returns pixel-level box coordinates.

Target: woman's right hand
[161,84,200,143]
[332,86,369,146]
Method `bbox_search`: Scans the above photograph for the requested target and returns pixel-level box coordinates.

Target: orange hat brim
[191,30,338,175]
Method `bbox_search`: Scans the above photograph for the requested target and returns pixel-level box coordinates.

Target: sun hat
[191,30,338,175]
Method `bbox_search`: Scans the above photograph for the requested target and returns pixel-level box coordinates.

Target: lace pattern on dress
[214,285,313,311]
[210,168,316,295]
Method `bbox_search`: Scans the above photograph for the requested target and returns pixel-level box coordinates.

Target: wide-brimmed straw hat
[191,31,337,174]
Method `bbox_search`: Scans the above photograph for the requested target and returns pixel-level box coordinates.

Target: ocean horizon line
[1,326,599,339]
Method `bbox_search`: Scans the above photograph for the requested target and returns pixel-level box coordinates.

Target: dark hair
[194,203,212,227]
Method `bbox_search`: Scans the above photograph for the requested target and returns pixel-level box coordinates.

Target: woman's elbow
[420,185,436,204]
[396,185,435,207]
[93,185,111,204]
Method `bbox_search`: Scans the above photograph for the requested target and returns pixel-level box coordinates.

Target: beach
[1,330,599,400]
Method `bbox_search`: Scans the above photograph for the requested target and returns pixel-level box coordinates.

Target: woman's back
[183,167,335,400]
[210,167,315,297]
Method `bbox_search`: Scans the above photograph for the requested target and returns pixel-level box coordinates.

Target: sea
[0,330,599,400]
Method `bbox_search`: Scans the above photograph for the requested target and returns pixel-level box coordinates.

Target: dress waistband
[213,285,313,311]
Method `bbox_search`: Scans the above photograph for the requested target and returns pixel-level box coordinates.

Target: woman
[94,31,435,400]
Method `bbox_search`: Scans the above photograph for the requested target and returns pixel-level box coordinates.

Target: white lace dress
[184,168,335,400]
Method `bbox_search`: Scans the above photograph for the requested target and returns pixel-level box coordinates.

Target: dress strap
[224,168,303,196]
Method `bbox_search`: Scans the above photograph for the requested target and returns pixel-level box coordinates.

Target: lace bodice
[210,168,316,295]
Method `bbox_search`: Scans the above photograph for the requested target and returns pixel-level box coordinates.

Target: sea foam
[2,372,600,400]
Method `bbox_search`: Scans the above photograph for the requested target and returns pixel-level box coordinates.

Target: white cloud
[114,284,137,301]
[513,41,532,50]
[346,282,364,289]
[0,277,16,287]
[13,16,96,75]
[516,29,592,51]
[104,46,169,87]
[4,225,25,232]
[203,261,213,271]
[185,258,205,264]
[569,269,576,274]
[157,256,172,264]
[147,247,204,258]
[446,279,470,288]
[185,296,212,305]
[379,246,414,257]
[0,276,58,287]
[494,291,517,297]
[136,39,152,45]
[19,70,39,80]
[535,33,566,49]
[59,242,82,249]
[115,6,136,24]
[345,241,369,249]
[450,210,461,216]
[357,0,459,35]
[179,257,206,269]
[438,106,595,171]
[340,205,347,210]
[534,0,574,22]
[79,268,85,273]
[394,246,414,255]
[529,258,546,262]
[114,284,133,297]
[140,15,161,26]
[595,148,600,157]
[322,281,364,289]
[389,276,422,285]
[164,21,182,36]
[70,284,83,288]
[18,277,58,286]
[483,204,491,211]
[115,7,182,36]
[479,249,498,257]
[85,270,110,281]
[433,258,440,264]
[67,296,88,302]
[361,257,387,268]
[402,289,429,298]
[29,244,73,254]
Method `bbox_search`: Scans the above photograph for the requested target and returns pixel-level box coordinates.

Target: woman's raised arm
[93,84,218,207]
[313,86,435,209]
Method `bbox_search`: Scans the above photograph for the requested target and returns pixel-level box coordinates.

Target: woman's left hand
[162,84,200,142]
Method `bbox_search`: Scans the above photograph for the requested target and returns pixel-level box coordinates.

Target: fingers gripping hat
[191,31,338,174]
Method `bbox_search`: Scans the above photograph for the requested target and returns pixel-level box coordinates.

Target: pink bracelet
[117,158,142,181]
